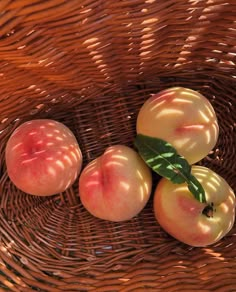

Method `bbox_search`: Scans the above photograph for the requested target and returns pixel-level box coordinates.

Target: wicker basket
[0,1,236,291]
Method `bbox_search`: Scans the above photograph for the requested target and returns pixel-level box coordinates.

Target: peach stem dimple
[202,203,214,218]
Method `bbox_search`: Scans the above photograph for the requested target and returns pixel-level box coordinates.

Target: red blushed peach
[5,119,83,196]
[136,87,219,164]
[79,145,152,222]
[153,165,235,247]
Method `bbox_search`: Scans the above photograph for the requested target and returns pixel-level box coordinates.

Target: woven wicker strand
[0,0,236,291]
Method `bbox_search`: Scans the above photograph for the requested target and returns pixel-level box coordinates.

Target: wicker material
[0,0,236,291]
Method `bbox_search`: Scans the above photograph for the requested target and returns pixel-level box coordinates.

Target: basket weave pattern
[0,1,236,291]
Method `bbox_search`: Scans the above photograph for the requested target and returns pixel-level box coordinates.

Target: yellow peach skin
[79,145,152,222]
[5,119,83,196]
[136,87,219,164]
[153,165,235,247]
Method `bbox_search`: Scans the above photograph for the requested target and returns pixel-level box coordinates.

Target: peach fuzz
[153,165,235,247]
[79,145,152,222]
[136,87,219,164]
[5,119,83,196]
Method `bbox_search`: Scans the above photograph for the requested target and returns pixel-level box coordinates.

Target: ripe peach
[5,119,83,196]
[153,165,235,247]
[136,87,219,164]
[79,145,152,222]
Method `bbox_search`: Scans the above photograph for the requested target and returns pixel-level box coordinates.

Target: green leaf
[134,134,206,203]
[134,134,190,184]
[187,175,206,203]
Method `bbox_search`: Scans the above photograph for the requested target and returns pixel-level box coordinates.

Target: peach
[5,119,83,196]
[153,165,235,247]
[79,145,152,222]
[136,87,219,164]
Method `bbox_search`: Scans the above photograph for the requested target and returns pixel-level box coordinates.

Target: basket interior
[0,1,236,291]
